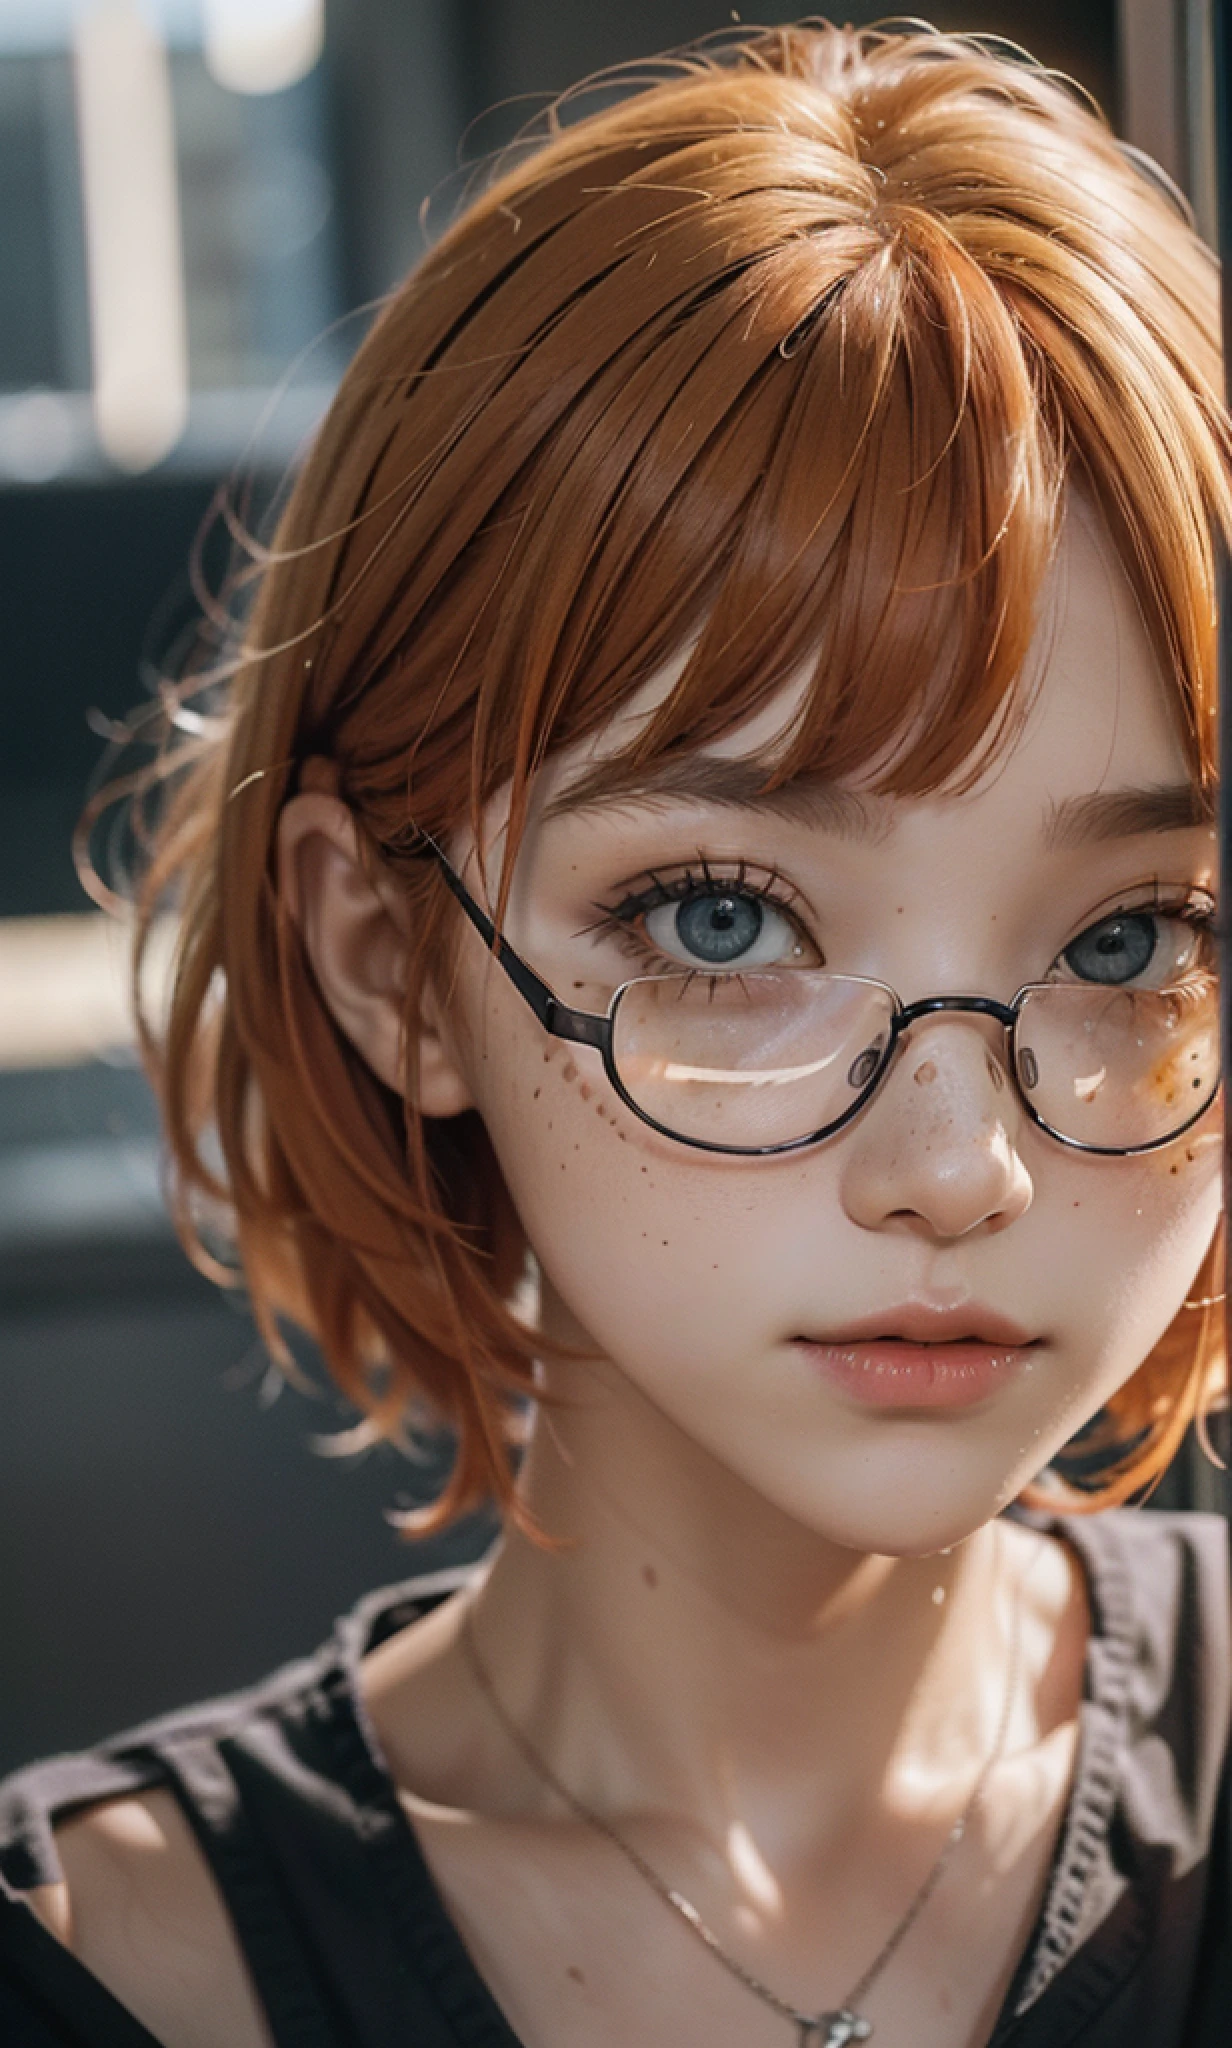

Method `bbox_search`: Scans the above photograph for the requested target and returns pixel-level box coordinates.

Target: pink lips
[794,1307,1038,1412]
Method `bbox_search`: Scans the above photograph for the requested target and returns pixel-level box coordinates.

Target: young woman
[1,19,1228,2048]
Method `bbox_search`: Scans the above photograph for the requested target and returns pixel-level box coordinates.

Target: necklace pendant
[805,2011,873,2047]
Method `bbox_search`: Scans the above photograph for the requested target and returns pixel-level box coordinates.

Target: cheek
[1059,1113,1222,1355]
[468,1007,812,1361]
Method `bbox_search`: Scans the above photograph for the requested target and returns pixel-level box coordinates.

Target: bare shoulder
[26,1788,272,2048]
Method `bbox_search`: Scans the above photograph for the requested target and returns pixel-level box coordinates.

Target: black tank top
[1,1512,1230,2048]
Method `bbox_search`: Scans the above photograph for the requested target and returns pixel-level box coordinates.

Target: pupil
[1064,914,1156,985]
[675,892,763,964]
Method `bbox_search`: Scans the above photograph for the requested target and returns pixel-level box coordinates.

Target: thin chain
[461,1532,1029,2035]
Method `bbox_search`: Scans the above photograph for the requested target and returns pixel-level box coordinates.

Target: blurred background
[0,0,1221,1774]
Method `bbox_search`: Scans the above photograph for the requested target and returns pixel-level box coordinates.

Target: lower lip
[796,1339,1034,1410]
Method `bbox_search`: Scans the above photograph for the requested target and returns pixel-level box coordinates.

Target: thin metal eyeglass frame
[425,838,1220,1159]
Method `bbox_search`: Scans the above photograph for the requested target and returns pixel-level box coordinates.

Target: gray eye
[674,892,763,964]
[1062,914,1156,985]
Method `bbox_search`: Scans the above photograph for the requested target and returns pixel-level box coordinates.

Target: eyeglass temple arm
[423,836,609,1051]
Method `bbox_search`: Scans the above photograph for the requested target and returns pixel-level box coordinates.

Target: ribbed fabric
[1,1521,1229,2047]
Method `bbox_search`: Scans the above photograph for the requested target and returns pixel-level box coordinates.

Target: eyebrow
[543,756,1214,849]
[1042,783,1214,848]
[541,755,883,837]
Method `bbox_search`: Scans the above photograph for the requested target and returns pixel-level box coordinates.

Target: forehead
[530,497,1194,835]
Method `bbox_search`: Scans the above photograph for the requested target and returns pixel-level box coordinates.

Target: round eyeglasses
[427,844,1220,1158]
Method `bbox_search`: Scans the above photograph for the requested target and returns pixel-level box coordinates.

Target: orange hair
[128,20,1231,1525]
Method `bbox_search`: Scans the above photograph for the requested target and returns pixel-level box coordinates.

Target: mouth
[793,1306,1041,1412]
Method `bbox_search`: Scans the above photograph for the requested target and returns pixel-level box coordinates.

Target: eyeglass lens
[1014,979,1218,1150]
[608,969,1219,1153]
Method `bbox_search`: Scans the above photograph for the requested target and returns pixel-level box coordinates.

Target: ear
[277,793,474,1117]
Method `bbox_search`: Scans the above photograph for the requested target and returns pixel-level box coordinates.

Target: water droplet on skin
[931,1585,946,1606]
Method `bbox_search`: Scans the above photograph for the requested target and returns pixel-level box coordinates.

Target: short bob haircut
[133,20,1232,1526]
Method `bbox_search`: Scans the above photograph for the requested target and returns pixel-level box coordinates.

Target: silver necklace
[461,1545,1026,2048]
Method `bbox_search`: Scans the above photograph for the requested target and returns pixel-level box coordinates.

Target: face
[437,504,1221,1555]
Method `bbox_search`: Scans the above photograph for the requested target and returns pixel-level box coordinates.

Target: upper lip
[796,1305,1038,1347]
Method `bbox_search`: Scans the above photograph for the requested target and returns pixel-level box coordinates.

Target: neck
[470,1342,1022,1857]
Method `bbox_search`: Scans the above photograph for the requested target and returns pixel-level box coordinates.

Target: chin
[743,1435,1039,1558]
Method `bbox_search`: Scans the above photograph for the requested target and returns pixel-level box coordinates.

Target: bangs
[326,86,1225,879]
[496,200,1058,814]
[295,45,1232,891]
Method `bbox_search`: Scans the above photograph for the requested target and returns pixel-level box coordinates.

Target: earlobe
[277,793,475,1116]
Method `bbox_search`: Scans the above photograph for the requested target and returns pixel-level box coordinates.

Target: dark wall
[449,1,1118,157]
[0,1294,492,1771]
[0,479,218,916]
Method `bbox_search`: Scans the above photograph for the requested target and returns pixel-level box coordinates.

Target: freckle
[662,1239,669,1246]
[563,1061,578,1083]
[567,1965,585,1985]
[914,1060,937,1086]
[579,1082,592,1101]
[641,1564,658,1589]
[572,982,585,991]
[1073,1200,1080,1208]
[641,1165,649,1173]
[533,1087,541,1100]
[543,1049,554,1063]
[1171,1164,1179,1175]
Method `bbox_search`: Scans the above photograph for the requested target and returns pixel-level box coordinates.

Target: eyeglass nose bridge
[877,992,1023,1098]
[892,993,1020,1034]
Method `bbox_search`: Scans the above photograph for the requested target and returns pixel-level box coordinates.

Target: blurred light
[0,915,174,1070]
[0,392,78,482]
[72,2,189,473]
[0,4,201,56]
[202,0,323,96]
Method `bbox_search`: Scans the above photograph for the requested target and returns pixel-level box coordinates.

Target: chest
[407,1730,1077,2048]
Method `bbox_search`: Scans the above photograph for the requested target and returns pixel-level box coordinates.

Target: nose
[840,1016,1034,1240]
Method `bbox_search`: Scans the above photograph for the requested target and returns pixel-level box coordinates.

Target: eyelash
[584,858,807,971]
[583,868,1219,979]
[1058,884,1219,964]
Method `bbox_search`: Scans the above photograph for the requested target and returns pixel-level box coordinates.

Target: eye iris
[675,892,763,964]
[1065,914,1156,985]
